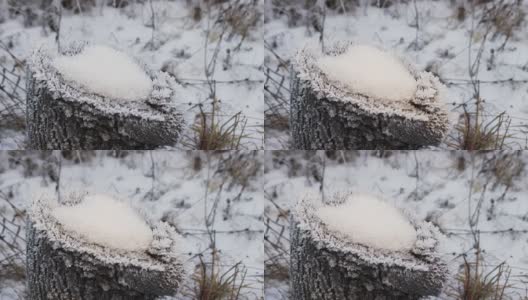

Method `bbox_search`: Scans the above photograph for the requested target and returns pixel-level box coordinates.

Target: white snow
[265,151,528,298]
[316,194,417,251]
[51,194,153,251]
[53,45,153,101]
[316,45,417,101]
[0,0,263,150]
[266,0,528,149]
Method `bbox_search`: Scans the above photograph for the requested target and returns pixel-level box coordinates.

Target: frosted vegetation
[316,45,417,101]
[51,194,153,251]
[0,151,263,299]
[0,0,264,149]
[53,45,153,101]
[316,194,416,251]
[265,0,528,150]
[265,151,528,299]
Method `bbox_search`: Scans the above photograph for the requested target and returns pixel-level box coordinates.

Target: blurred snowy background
[0,150,264,299]
[265,0,528,150]
[265,150,528,299]
[0,0,264,150]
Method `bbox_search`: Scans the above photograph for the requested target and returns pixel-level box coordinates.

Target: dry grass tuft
[481,0,525,49]
[264,262,289,282]
[189,0,260,46]
[447,100,511,150]
[448,250,512,300]
[220,151,262,189]
[0,261,25,282]
[183,250,248,300]
[264,113,289,131]
[454,0,526,49]
[484,152,525,189]
[183,100,248,150]
[221,0,261,41]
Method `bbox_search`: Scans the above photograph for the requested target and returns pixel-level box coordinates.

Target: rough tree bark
[26,196,186,300]
[290,42,449,150]
[290,193,447,300]
[26,42,184,150]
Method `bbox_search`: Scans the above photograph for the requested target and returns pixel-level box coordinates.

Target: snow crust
[52,194,153,251]
[317,45,417,101]
[53,45,153,101]
[316,194,416,251]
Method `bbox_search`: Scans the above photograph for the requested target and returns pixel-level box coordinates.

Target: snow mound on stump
[316,194,416,251]
[317,45,417,101]
[290,41,450,149]
[27,42,185,149]
[53,45,153,101]
[27,195,188,298]
[293,192,446,269]
[291,192,448,299]
[52,194,153,251]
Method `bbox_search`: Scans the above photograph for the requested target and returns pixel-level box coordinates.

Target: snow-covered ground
[0,151,264,299]
[0,0,264,149]
[265,151,528,299]
[265,1,528,149]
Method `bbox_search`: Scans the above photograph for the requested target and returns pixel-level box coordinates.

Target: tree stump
[290,42,449,150]
[26,42,184,150]
[290,194,447,300]
[26,196,187,300]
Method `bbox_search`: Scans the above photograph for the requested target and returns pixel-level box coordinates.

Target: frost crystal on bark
[290,192,447,300]
[26,42,184,150]
[290,41,450,150]
[26,194,187,300]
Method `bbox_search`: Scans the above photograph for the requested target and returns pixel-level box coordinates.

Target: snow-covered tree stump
[290,42,449,150]
[27,42,184,150]
[290,193,447,300]
[26,194,187,300]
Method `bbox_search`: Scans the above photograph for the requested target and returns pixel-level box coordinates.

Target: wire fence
[264,191,290,284]
[0,187,27,280]
[0,43,26,130]
[264,42,290,131]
